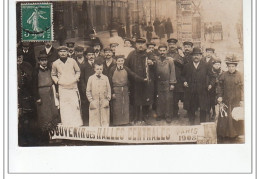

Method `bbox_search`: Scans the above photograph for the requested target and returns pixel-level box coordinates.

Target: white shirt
[77,57,84,64]
[106,59,113,67]
[206,57,211,63]
[45,46,52,54]
[193,62,200,69]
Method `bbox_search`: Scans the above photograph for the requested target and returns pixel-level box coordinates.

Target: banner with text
[50,123,217,144]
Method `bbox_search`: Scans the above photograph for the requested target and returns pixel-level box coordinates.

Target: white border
[5,0,256,177]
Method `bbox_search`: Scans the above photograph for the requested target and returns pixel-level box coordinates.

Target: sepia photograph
[15,0,245,147]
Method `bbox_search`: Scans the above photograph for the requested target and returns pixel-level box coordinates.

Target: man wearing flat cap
[66,42,76,59]
[182,47,209,125]
[102,47,116,76]
[154,44,177,123]
[182,41,194,64]
[125,38,155,125]
[202,47,216,70]
[80,47,96,125]
[39,41,59,69]
[32,53,59,145]
[51,46,83,127]
[167,38,185,118]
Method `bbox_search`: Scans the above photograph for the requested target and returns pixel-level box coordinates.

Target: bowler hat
[183,41,193,47]
[66,42,75,48]
[74,46,84,52]
[57,46,68,51]
[136,38,146,43]
[167,38,178,44]
[84,47,95,55]
[191,47,202,55]
[38,53,48,60]
[206,48,215,53]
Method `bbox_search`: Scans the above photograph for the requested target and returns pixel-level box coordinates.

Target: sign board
[50,123,217,144]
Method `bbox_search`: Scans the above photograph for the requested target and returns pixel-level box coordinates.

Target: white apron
[59,87,83,127]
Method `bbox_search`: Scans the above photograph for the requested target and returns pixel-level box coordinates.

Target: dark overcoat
[125,50,155,106]
[21,49,36,68]
[39,47,59,69]
[182,61,209,110]
[167,50,184,93]
[165,21,173,34]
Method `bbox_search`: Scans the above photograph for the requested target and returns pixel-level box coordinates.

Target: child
[216,55,243,139]
[207,58,223,121]
[32,53,59,145]
[86,60,111,127]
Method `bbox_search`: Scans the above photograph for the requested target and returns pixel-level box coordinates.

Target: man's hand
[184,82,189,87]
[170,85,175,91]
[112,94,116,99]
[208,85,212,91]
[147,59,154,65]
[36,99,42,105]
[217,97,223,103]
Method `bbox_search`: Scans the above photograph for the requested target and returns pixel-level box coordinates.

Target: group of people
[17,30,243,145]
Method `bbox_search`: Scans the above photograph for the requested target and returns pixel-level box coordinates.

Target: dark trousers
[208,91,216,116]
[188,92,206,124]
[133,105,150,121]
[173,92,184,116]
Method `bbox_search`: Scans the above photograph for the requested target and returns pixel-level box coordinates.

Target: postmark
[21,3,53,41]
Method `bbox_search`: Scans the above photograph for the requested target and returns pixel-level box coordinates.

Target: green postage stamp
[21,3,53,41]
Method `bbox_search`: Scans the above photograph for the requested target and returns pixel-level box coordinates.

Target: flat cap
[66,42,75,48]
[158,44,168,49]
[103,47,113,52]
[183,41,193,47]
[74,46,84,52]
[146,42,156,47]
[136,38,146,43]
[115,55,126,60]
[110,42,119,46]
[57,46,68,51]
[212,58,222,64]
[151,36,159,40]
[167,38,178,44]
[38,53,48,60]
[205,48,215,52]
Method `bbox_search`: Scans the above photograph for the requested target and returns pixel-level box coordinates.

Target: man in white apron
[51,46,83,127]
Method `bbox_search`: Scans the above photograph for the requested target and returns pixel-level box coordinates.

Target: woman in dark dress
[216,55,244,139]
